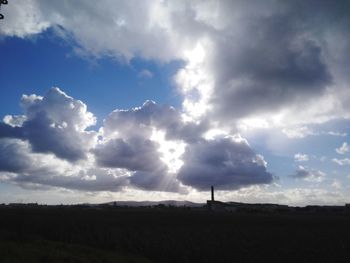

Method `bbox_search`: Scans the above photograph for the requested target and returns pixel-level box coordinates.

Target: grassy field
[1,206,350,262]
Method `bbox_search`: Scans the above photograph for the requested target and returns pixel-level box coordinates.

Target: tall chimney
[211,186,214,201]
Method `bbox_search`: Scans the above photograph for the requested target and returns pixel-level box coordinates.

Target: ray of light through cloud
[0,0,350,205]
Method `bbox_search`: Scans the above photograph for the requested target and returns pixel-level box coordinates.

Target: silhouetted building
[207,186,232,211]
[207,187,291,213]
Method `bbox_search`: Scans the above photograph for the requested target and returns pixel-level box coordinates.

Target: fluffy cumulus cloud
[95,100,208,193]
[102,100,207,143]
[0,90,187,193]
[0,89,275,194]
[0,89,129,192]
[94,136,183,192]
[0,88,96,161]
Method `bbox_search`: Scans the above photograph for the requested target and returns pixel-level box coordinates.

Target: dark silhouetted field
[1,206,350,262]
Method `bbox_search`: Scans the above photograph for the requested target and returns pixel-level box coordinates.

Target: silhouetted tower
[211,186,214,201]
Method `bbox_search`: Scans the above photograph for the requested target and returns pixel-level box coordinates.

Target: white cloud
[326,131,347,137]
[1,87,97,162]
[282,127,317,139]
[336,142,349,155]
[294,153,309,162]
[290,166,325,182]
[0,0,49,37]
[331,180,342,190]
[138,69,153,79]
[332,158,350,166]
[218,186,346,206]
[0,88,275,194]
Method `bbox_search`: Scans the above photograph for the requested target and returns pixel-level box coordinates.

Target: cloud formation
[294,154,309,162]
[1,88,96,162]
[0,138,33,173]
[96,100,207,192]
[0,89,274,193]
[336,142,349,155]
[178,137,273,191]
[290,166,325,182]
[103,100,207,143]
[2,0,350,128]
[2,0,349,201]
[332,158,350,166]
[0,138,129,192]
[209,6,332,121]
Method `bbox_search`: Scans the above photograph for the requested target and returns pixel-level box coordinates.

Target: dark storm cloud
[209,1,333,120]
[0,123,24,139]
[178,137,273,191]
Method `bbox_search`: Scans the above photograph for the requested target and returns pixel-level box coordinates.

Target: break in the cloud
[0,88,273,193]
[336,142,349,155]
[290,166,325,182]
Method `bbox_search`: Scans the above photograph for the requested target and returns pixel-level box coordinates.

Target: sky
[0,0,350,206]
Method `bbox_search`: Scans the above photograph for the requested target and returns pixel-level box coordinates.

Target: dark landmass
[1,203,350,262]
[102,200,204,207]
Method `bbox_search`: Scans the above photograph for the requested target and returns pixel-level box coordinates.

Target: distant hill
[102,200,204,207]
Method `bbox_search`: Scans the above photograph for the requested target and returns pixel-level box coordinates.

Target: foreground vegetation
[1,206,350,262]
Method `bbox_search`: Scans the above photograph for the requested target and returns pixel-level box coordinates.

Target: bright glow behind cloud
[150,129,185,174]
